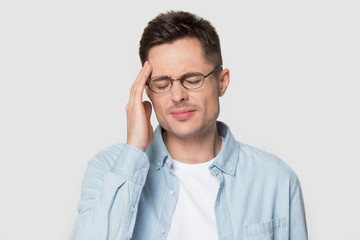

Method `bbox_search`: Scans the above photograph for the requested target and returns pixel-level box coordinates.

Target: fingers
[125,64,154,151]
[128,62,152,106]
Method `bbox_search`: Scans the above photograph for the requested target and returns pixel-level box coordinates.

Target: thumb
[143,101,152,121]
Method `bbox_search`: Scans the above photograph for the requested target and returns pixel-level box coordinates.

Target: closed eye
[184,79,202,85]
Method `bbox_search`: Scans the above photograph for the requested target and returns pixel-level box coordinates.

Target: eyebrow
[150,75,171,81]
[150,71,203,80]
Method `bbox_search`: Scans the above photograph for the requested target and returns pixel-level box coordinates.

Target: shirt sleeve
[70,144,150,240]
[289,175,308,240]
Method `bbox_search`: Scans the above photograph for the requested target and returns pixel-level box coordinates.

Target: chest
[131,166,290,240]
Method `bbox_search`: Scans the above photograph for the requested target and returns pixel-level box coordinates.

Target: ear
[218,68,230,97]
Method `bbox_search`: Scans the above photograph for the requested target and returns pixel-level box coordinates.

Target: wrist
[126,140,147,152]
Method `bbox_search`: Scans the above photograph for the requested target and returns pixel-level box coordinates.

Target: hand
[126,61,153,152]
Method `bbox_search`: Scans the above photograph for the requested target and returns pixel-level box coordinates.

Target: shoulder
[237,142,297,181]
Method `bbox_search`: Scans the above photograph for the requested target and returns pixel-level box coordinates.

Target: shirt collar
[146,121,239,176]
[212,121,239,176]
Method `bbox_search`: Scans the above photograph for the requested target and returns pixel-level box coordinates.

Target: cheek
[195,93,219,114]
[151,97,167,117]
[205,85,220,107]
[207,97,219,113]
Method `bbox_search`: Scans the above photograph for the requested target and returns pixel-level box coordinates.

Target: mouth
[170,108,196,120]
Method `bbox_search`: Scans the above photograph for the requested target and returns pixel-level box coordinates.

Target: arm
[70,145,149,240]
[71,62,154,240]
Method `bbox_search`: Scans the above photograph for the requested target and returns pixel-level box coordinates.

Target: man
[71,11,307,240]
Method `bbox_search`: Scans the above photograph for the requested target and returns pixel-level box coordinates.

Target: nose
[170,80,189,103]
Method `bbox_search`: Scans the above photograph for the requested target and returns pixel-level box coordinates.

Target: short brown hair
[139,11,222,67]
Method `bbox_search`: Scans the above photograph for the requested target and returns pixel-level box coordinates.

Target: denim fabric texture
[71,121,307,240]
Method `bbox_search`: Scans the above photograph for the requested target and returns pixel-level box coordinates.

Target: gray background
[1,0,359,239]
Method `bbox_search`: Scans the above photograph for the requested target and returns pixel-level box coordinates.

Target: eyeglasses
[146,65,222,94]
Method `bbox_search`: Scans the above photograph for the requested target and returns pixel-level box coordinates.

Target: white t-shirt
[167,158,220,240]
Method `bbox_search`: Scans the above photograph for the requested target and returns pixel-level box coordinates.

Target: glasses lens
[181,73,204,90]
[149,77,171,93]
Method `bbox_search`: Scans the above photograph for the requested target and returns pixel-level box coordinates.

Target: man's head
[139,11,229,140]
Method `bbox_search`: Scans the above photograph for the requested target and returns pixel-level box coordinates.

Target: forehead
[148,38,210,76]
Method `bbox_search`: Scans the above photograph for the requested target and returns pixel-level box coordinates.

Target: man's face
[146,37,229,139]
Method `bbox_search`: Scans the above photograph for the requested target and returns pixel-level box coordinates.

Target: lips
[170,108,196,120]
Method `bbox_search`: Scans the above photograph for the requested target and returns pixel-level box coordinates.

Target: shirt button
[169,189,175,196]
[131,207,136,212]
[160,228,166,234]
[157,162,162,167]
[228,167,233,172]
[141,167,147,173]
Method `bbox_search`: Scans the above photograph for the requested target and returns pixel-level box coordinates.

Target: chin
[162,120,216,139]
[170,129,200,139]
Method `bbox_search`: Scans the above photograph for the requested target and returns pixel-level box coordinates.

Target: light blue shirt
[71,121,307,240]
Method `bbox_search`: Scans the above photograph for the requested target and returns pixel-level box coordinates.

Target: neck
[162,122,222,164]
